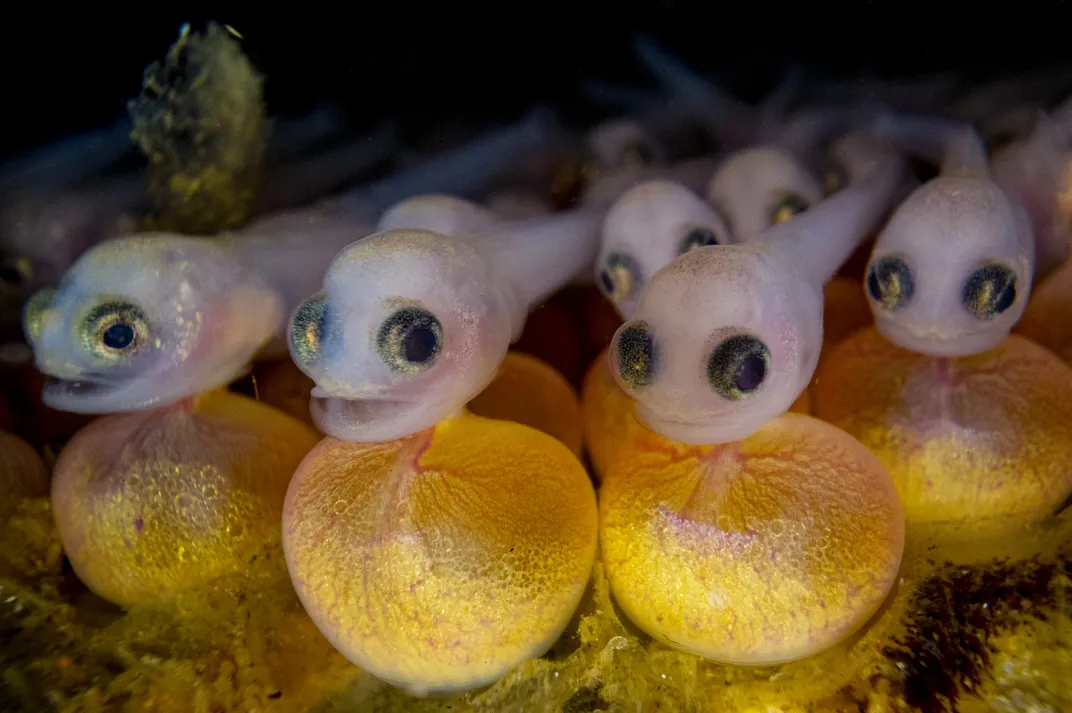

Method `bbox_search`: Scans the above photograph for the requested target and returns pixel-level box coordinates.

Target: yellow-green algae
[1,484,1068,713]
[128,22,267,235]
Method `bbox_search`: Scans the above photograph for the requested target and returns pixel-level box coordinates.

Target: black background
[3,1,1071,160]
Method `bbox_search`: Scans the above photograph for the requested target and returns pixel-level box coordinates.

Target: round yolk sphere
[814,328,1072,538]
[467,351,584,457]
[1015,260,1072,364]
[283,411,598,694]
[0,430,49,517]
[599,412,905,665]
[582,347,812,481]
[51,390,319,607]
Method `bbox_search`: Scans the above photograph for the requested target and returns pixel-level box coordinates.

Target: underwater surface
[2,7,1071,712]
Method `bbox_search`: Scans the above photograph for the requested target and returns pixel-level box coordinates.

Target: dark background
[3,1,1072,160]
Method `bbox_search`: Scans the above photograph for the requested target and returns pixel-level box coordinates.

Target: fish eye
[620,139,656,169]
[820,161,847,196]
[290,294,329,365]
[599,252,642,304]
[376,306,443,375]
[678,226,720,254]
[615,321,658,389]
[963,263,1017,320]
[79,299,150,362]
[0,257,32,292]
[770,193,809,225]
[867,256,915,311]
[22,287,55,344]
[707,333,771,401]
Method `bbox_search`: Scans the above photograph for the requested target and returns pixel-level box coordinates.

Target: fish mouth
[41,376,122,412]
[634,401,772,446]
[309,393,431,443]
[874,318,1005,358]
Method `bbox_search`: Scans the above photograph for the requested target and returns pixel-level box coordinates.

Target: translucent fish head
[25,234,283,413]
[288,228,514,442]
[865,177,1034,357]
[609,244,821,445]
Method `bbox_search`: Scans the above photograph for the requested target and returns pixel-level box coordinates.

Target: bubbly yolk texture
[0,430,50,516]
[814,328,1072,539]
[599,412,905,665]
[467,351,584,457]
[282,410,598,695]
[581,347,812,481]
[51,389,319,607]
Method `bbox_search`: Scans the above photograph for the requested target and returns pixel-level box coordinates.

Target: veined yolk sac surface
[814,328,1072,539]
[51,390,319,607]
[599,412,905,664]
[282,410,598,695]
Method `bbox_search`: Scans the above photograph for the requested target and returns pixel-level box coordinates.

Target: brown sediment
[877,548,1070,713]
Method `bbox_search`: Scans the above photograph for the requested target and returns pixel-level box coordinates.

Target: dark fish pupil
[103,322,135,350]
[867,270,882,301]
[707,333,770,399]
[404,326,437,364]
[0,265,22,285]
[682,227,718,253]
[599,269,615,295]
[734,354,766,392]
[963,263,1017,319]
[867,256,914,310]
[995,282,1016,313]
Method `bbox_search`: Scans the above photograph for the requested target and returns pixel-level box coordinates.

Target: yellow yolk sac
[468,351,584,457]
[1015,259,1072,365]
[599,412,905,665]
[50,390,319,607]
[0,430,50,517]
[814,328,1072,539]
[581,347,812,481]
[581,348,642,482]
[282,411,598,694]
